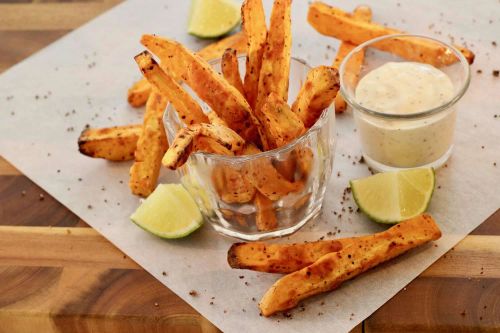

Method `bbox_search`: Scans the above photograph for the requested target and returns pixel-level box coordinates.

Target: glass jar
[164,57,336,241]
[339,34,471,171]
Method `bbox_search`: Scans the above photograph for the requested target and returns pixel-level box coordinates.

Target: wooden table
[0,1,499,332]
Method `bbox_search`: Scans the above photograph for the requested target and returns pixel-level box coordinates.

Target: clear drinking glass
[339,34,471,172]
[164,57,336,241]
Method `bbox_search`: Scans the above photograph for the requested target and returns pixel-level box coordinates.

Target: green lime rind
[130,184,204,239]
[350,168,435,224]
[188,0,241,39]
[131,216,203,239]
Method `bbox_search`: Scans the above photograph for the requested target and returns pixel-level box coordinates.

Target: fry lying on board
[251,214,441,316]
[129,91,169,197]
[162,123,245,170]
[127,31,247,107]
[332,5,372,113]
[308,2,474,66]
[78,124,142,161]
[291,66,340,128]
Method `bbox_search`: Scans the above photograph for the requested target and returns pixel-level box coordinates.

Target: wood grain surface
[0,1,499,333]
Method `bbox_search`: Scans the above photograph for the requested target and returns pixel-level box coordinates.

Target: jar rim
[338,34,471,120]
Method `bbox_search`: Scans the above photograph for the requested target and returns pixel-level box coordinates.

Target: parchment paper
[0,1,499,332]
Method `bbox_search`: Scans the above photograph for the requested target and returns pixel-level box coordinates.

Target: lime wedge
[131,184,203,238]
[350,168,435,224]
[188,0,241,38]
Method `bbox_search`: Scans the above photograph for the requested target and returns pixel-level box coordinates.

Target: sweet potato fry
[308,2,474,66]
[196,31,247,61]
[129,91,169,197]
[274,155,296,181]
[243,158,303,201]
[207,110,228,127]
[229,214,441,274]
[294,147,314,179]
[332,5,372,113]
[78,124,142,161]
[212,165,256,204]
[221,48,245,95]
[257,214,442,316]
[127,32,247,106]
[127,77,152,107]
[260,92,306,148]
[255,0,292,114]
[239,143,303,200]
[254,192,278,231]
[193,137,233,155]
[291,66,340,128]
[162,123,245,170]
[135,51,208,125]
[141,35,262,143]
[241,0,267,109]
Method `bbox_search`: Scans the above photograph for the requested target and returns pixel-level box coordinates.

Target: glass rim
[164,56,334,163]
[339,33,471,119]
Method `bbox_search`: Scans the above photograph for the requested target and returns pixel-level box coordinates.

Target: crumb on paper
[189,290,198,297]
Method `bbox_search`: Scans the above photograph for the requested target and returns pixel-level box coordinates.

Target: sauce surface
[355,62,454,115]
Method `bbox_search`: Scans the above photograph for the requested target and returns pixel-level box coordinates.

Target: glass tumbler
[339,34,471,172]
[164,57,336,240]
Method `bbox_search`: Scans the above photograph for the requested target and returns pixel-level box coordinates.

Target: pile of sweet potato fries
[77,0,473,315]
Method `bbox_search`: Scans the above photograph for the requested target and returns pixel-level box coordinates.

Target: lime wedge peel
[131,184,204,239]
[350,168,435,224]
[188,0,241,38]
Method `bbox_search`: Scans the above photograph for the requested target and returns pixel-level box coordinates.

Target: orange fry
[221,48,245,95]
[332,5,372,113]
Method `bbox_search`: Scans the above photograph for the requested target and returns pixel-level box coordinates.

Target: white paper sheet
[0,1,499,332]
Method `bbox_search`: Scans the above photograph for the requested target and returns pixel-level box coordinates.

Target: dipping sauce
[353,62,456,169]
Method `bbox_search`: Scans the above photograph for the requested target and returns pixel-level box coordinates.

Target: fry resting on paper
[307,2,474,66]
[78,124,142,161]
[257,214,441,316]
[129,92,169,197]
[127,77,152,107]
[332,5,372,113]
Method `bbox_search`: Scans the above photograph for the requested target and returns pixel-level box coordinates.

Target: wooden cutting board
[0,1,499,332]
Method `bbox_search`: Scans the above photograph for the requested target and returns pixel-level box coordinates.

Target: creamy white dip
[354,62,456,169]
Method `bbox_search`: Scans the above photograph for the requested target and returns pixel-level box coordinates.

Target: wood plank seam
[0,226,498,278]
